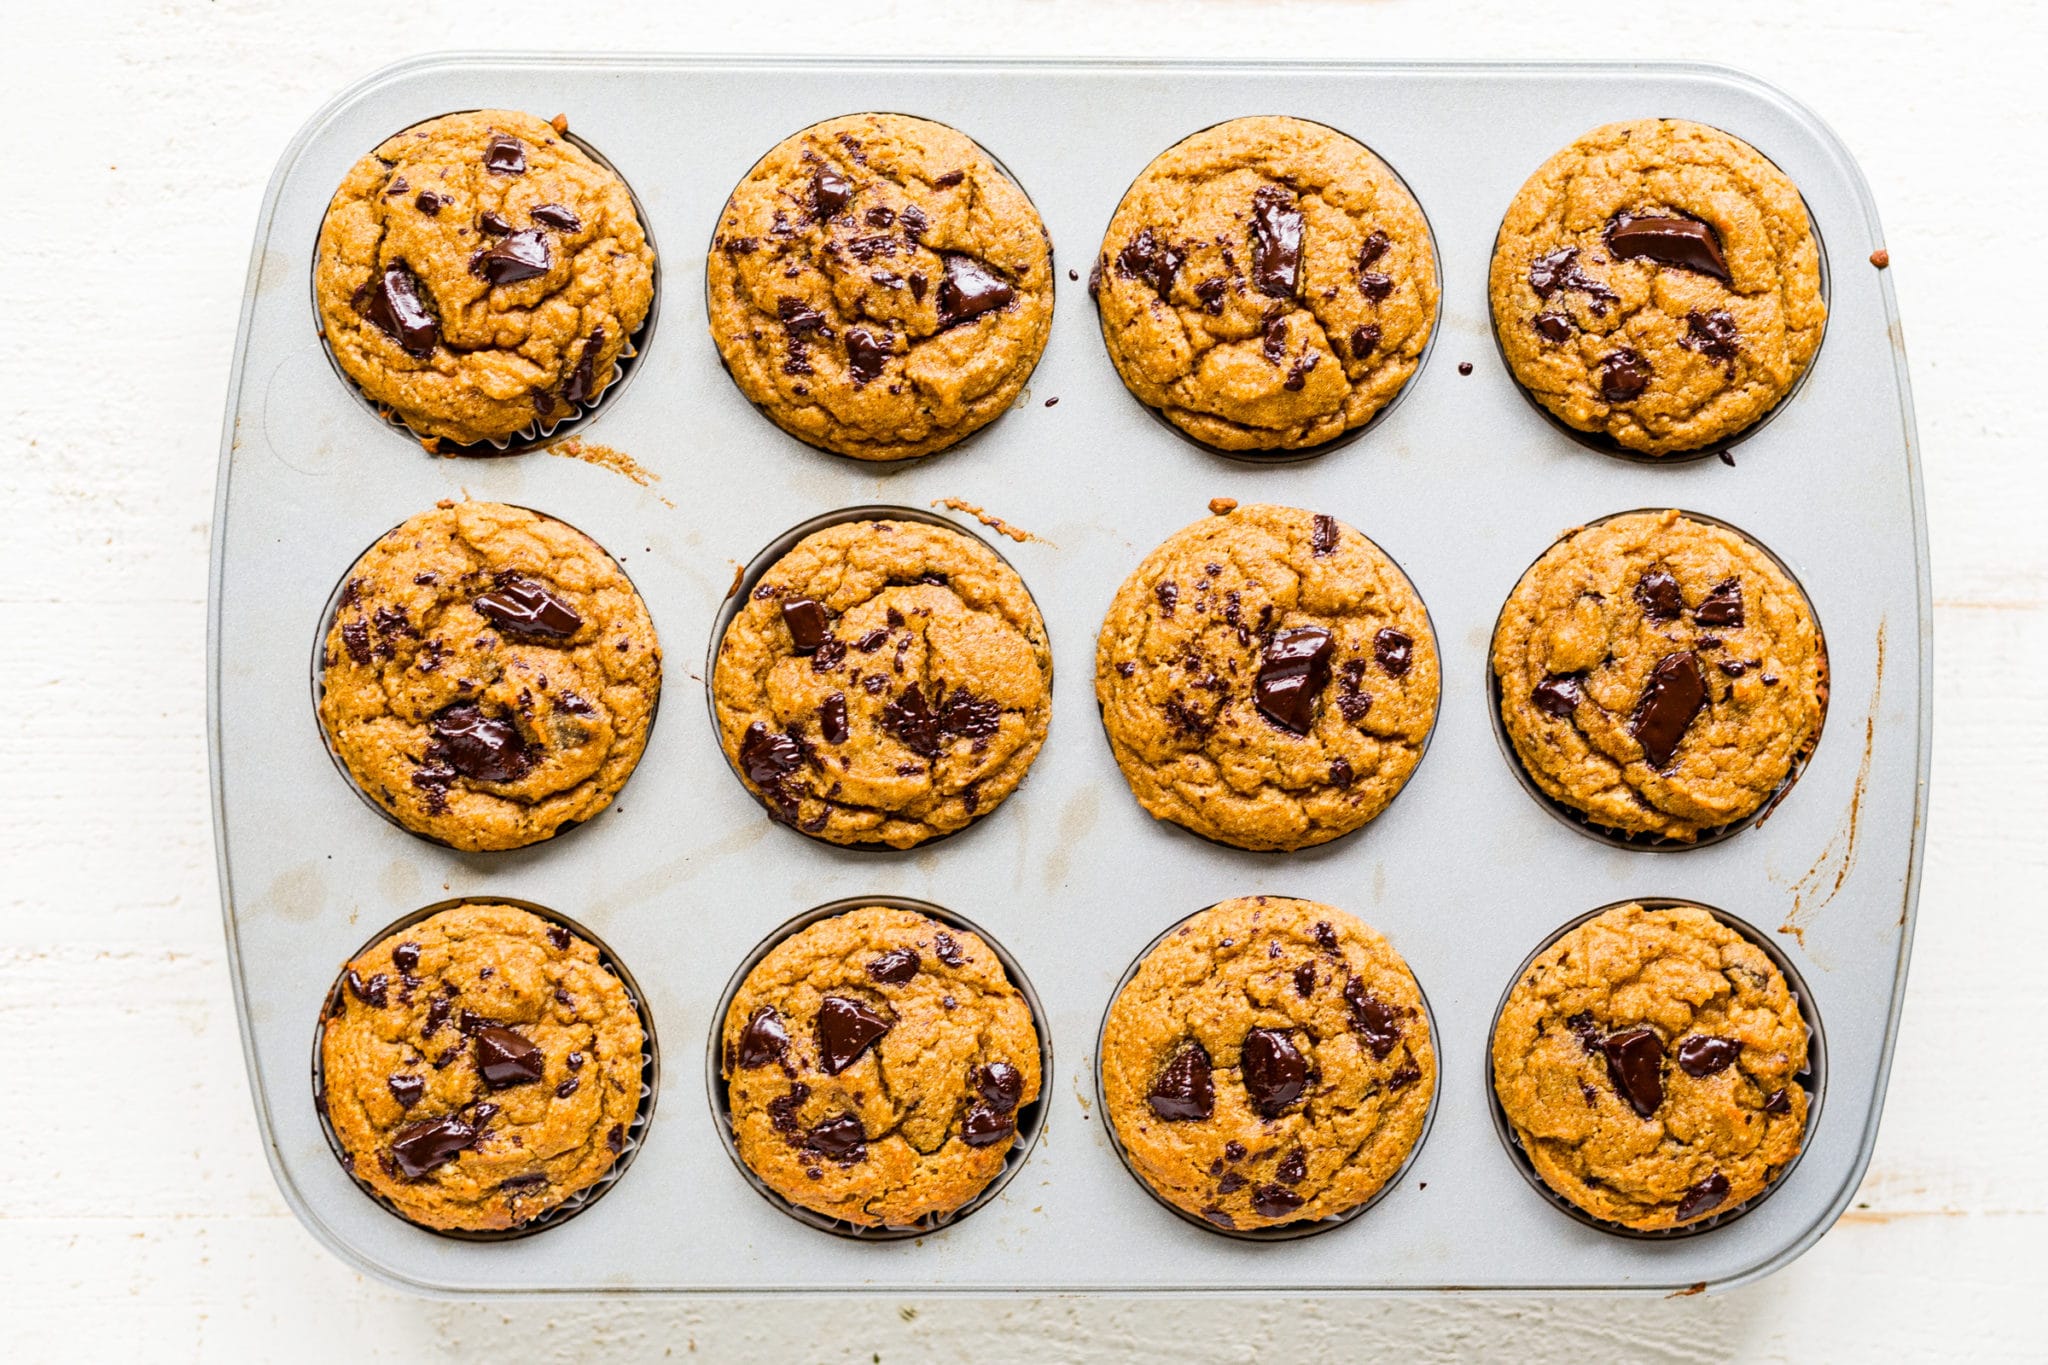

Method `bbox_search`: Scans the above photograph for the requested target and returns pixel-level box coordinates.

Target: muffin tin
[210,56,1927,1294]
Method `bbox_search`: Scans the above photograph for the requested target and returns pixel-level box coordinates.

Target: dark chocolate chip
[1254,626,1335,733]
[1240,1029,1307,1117]
[1312,513,1338,556]
[477,211,512,236]
[736,1007,791,1069]
[1148,1041,1215,1121]
[738,721,803,784]
[1251,1183,1304,1220]
[1635,569,1685,620]
[1607,213,1730,282]
[934,931,967,967]
[1203,1206,1237,1229]
[1601,1027,1666,1118]
[474,1026,545,1089]
[545,925,569,952]
[387,1074,425,1109]
[530,202,581,232]
[1680,308,1741,369]
[562,327,606,406]
[1764,1088,1793,1115]
[475,228,551,285]
[1694,578,1745,628]
[474,579,581,638]
[960,1102,1015,1148]
[1116,227,1183,300]
[1276,1149,1307,1185]
[867,948,920,985]
[1250,186,1305,297]
[780,597,829,653]
[483,135,526,175]
[1358,271,1393,302]
[807,1114,866,1161]
[1630,651,1708,769]
[816,996,890,1075]
[844,327,890,385]
[1314,922,1341,955]
[1217,1170,1247,1195]
[1533,674,1584,717]
[813,168,853,218]
[1675,1172,1731,1222]
[1357,230,1390,270]
[937,253,1014,328]
[977,1061,1025,1113]
[414,190,443,215]
[346,969,388,1008]
[554,1077,580,1098]
[1600,349,1653,403]
[1533,311,1574,342]
[389,1113,477,1178]
[1349,323,1381,359]
[819,691,849,744]
[1374,628,1414,677]
[1676,1035,1741,1078]
[898,204,929,239]
[392,942,421,972]
[430,703,531,783]
[358,262,439,357]
[1527,247,1618,311]
[1344,979,1402,1060]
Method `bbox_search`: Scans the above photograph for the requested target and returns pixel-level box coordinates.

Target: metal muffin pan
[210,55,1927,1295]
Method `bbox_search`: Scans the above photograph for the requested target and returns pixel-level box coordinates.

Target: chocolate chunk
[1680,308,1741,370]
[1533,311,1574,342]
[1764,1088,1793,1115]
[530,202,581,232]
[1262,315,1289,367]
[977,1062,1024,1113]
[499,1172,547,1193]
[779,597,829,653]
[387,1074,425,1109]
[807,1114,866,1161]
[867,948,920,985]
[1154,580,1179,617]
[554,1077,579,1099]
[1250,186,1305,297]
[1202,1206,1236,1229]
[1254,626,1335,733]
[1148,1041,1215,1121]
[346,969,388,1008]
[607,1124,624,1153]
[816,996,890,1075]
[898,204,929,239]
[1195,277,1227,313]
[476,228,551,285]
[1358,271,1393,302]
[1629,652,1708,769]
[881,683,999,757]
[960,1102,1015,1148]
[1526,247,1617,311]
[738,721,803,784]
[477,211,512,236]
[1311,513,1339,556]
[819,691,849,745]
[844,327,890,386]
[474,1026,545,1089]
[1634,569,1685,620]
[1240,1029,1307,1117]
[1676,1172,1731,1221]
[562,327,605,406]
[414,190,443,215]
[1694,578,1745,628]
[1676,1035,1741,1078]
[1600,349,1652,403]
[1374,628,1413,677]
[937,253,1014,328]
[430,704,531,782]
[1275,1150,1307,1186]
[483,135,526,175]
[1607,214,1729,282]
[1388,1063,1421,1090]
[359,262,439,357]
[389,1113,477,1178]
[934,931,967,966]
[1601,1027,1666,1118]
[1567,1011,1603,1054]
[736,1007,791,1069]
[475,579,581,638]
[1217,1170,1247,1195]
[392,942,421,973]
[1329,756,1354,787]
[1533,674,1584,717]
[813,168,853,218]
[934,169,964,189]
[1251,1183,1304,1220]
[1349,323,1381,360]
[1344,980,1402,1059]
[1224,1141,1247,1162]
[1116,227,1184,300]
[1357,230,1390,270]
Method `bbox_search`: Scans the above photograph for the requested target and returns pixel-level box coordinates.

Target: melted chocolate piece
[844,327,890,386]
[1344,979,1402,1060]
[813,168,853,219]
[1764,1088,1793,1115]
[881,684,1000,757]
[1635,569,1685,620]
[477,211,512,236]
[1607,214,1730,282]
[1203,1206,1237,1229]
[779,597,829,653]
[562,327,605,406]
[977,1062,1024,1113]
[359,262,439,357]
[1251,1183,1305,1220]
[346,969,388,1008]
[392,942,421,973]
[1358,271,1393,302]
[937,253,1014,328]
[483,135,526,175]
[476,228,551,285]
[1630,652,1708,769]
[1254,626,1335,733]
[414,190,443,216]
[1694,578,1745,628]
[1533,674,1584,717]
[1276,1150,1307,1186]
[474,579,581,638]
[816,996,890,1075]
[1675,1172,1731,1221]
[819,691,849,745]
[1313,922,1341,955]
[1676,1035,1741,1078]
[389,1113,477,1178]
[1601,1028,1666,1118]
[1374,628,1414,677]
[387,1074,425,1109]
[933,932,967,967]
[807,1114,866,1161]
[1526,247,1617,311]
[738,721,803,784]
[474,1026,545,1089]
[1117,227,1184,300]
[867,948,920,985]
[960,1102,1015,1148]
[736,1007,791,1069]
[1600,349,1652,403]
[1240,1029,1307,1117]
[1681,308,1741,369]
[1250,186,1305,297]
[1148,1041,1214,1121]
[530,202,581,232]
[1533,311,1574,342]
[1312,514,1338,556]
[1356,230,1389,270]
[430,704,530,783]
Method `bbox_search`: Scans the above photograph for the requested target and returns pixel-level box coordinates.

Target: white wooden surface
[4,0,2042,1358]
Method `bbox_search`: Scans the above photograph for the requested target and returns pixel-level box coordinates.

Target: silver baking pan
[209,54,1928,1295]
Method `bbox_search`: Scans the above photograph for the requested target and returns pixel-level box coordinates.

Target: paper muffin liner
[703,504,1052,856]
[1094,900,1441,1243]
[310,113,659,458]
[308,503,663,852]
[1484,897,1826,1240]
[1094,116,1444,465]
[705,895,1053,1241]
[310,896,660,1241]
[1485,506,1831,852]
[1483,128,1831,466]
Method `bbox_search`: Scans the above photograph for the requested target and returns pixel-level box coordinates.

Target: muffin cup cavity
[311,111,660,457]
[705,504,1052,853]
[1094,901,1440,1241]
[310,896,660,1241]
[1093,115,1443,464]
[705,896,1053,1240]
[1485,897,1826,1239]
[1486,507,1829,851]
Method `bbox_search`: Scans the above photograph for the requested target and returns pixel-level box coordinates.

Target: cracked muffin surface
[707,113,1054,460]
[721,906,1042,1227]
[1491,903,1810,1230]
[318,903,646,1232]
[1095,502,1437,851]
[314,109,655,448]
[1489,119,1824,455]
[1101,897,1433,1231]
[318,501,662,852]
[712,518,1051,848]
[1491,509,1825,841]
[1092,115,1437,452]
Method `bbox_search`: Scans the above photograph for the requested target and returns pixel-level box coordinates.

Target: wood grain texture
[5,0,2043,1358]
